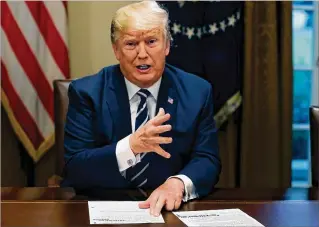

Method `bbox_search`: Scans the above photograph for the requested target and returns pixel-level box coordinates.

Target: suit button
[127,159,133,166]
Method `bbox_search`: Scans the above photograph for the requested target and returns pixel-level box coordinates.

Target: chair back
[53,80,72,176]
[310,106,319,187]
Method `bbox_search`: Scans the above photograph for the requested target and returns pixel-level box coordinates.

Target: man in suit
[62,0,221,216]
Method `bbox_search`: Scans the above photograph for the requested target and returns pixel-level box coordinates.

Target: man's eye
[126,42,136,46]
[148,39,157,45]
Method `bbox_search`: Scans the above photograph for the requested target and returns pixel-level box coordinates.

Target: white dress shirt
[115,77,198,202]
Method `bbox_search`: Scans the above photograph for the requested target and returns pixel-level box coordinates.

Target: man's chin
[134,75,159,87]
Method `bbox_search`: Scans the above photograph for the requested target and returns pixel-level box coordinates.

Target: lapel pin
[168,97,174,104]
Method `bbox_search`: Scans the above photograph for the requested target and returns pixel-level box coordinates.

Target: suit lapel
[105,67,132,141]
[104,66,178,149]
[156,72,178,152]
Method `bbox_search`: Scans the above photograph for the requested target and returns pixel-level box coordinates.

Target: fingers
[151,195,166,217]
[149,124,172,135]
[148,192,159,216]
[153,145,171,159]
[148,136,172,145]
[165,198,175,211]
[152,114,170,126]
[132,108,172,156]
[143,198,180,211]
[156,107,165,117]
[138,199,150,209]
[174,199,182,210]
[152,109,170,126]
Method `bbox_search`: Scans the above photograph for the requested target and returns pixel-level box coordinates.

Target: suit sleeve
[62,82,129,189]
[179,85,221,197]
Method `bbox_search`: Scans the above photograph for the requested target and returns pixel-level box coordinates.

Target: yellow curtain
[240,1,293,187]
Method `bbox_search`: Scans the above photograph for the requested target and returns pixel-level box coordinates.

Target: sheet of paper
[173,208,264,227]
[88,201,165,224]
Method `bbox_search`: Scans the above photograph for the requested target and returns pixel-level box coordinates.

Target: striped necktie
[135,89,151,131]
[127,89,151,189]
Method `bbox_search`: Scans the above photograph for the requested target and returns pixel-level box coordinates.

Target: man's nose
[137,43,148,59]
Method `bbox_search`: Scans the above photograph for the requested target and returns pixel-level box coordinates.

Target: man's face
[112,27,170,88]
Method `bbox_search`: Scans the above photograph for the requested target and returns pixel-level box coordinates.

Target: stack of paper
[88,201,164,225]
[173,209,264,227]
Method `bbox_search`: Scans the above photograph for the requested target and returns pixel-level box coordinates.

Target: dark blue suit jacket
[62,64,221,197]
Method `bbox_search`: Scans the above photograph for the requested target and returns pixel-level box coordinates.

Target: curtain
[160,1,243,188]
[240,1,293,187]
[216,116,240,187]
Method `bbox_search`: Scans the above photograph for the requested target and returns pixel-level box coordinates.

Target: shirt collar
[124,77,162,101]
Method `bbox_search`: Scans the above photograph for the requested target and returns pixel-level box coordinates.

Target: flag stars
[178,0,200,7]
[209,23,218,34]
[228,15,236,27]
[220,20,226,31]
[172,23,181,35]
[169,10,241,39]
[236,11,241,20]
[177,1,185,8]
[196,28,202,39]
[186,27,194,39]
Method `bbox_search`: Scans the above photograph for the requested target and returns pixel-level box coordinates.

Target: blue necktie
[135,89,151,131]
[127,89,151,189]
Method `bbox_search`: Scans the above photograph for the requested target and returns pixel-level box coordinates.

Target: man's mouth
[136,64,151,70]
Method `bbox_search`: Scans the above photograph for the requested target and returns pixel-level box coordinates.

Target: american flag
[168,97,174,104]
[1,1,69,162]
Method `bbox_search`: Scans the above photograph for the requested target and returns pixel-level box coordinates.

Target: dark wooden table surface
[1,187,319,226]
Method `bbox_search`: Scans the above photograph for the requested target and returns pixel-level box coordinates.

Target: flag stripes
[1,0,69,162]
[26,1,69,77]
[2,62,45,148]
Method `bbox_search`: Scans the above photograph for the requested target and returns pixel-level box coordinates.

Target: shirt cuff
[116,135,141,172]
[168,174,199,202]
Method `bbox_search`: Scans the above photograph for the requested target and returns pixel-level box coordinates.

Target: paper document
[88,201,165,224]
[173,208,264,226]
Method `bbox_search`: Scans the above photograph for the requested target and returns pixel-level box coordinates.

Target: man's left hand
[138,178,185,216]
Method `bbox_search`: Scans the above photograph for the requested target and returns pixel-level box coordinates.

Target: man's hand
[130,108,172,158]
[138,178,185,216]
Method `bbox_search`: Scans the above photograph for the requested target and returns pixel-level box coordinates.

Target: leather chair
[310,106,319,187]
[48,80,72,187]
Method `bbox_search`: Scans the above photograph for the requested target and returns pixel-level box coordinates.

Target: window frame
[292,1,318,187]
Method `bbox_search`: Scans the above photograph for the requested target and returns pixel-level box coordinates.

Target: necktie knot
[137,89,151,100]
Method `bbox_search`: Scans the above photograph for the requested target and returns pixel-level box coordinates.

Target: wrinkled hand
[138,178,185,216]
[130,108,172,158]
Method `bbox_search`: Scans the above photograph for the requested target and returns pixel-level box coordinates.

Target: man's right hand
[129,108,172,158]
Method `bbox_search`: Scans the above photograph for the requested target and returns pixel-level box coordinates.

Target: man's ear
[165,40,170,56]
[112,43,120,61]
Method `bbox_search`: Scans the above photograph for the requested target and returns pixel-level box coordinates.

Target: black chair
[310,106,319,187]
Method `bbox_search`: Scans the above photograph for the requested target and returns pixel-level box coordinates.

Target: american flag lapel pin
[168,97,174,104]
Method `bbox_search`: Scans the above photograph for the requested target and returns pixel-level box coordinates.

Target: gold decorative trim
[214,91,242,128]
[1,89,54,162]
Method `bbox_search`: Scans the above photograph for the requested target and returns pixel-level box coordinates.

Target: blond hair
[111,1,171,43]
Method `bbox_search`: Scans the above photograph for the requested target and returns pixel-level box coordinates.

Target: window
[292,0,319,187]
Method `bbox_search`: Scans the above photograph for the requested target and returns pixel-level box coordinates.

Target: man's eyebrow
[144,30,161,37]
[121,36,137,42]
[144,34,158,39]
[120,29,161,41]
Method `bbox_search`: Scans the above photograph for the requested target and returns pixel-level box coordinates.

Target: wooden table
[1,187,319,226]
